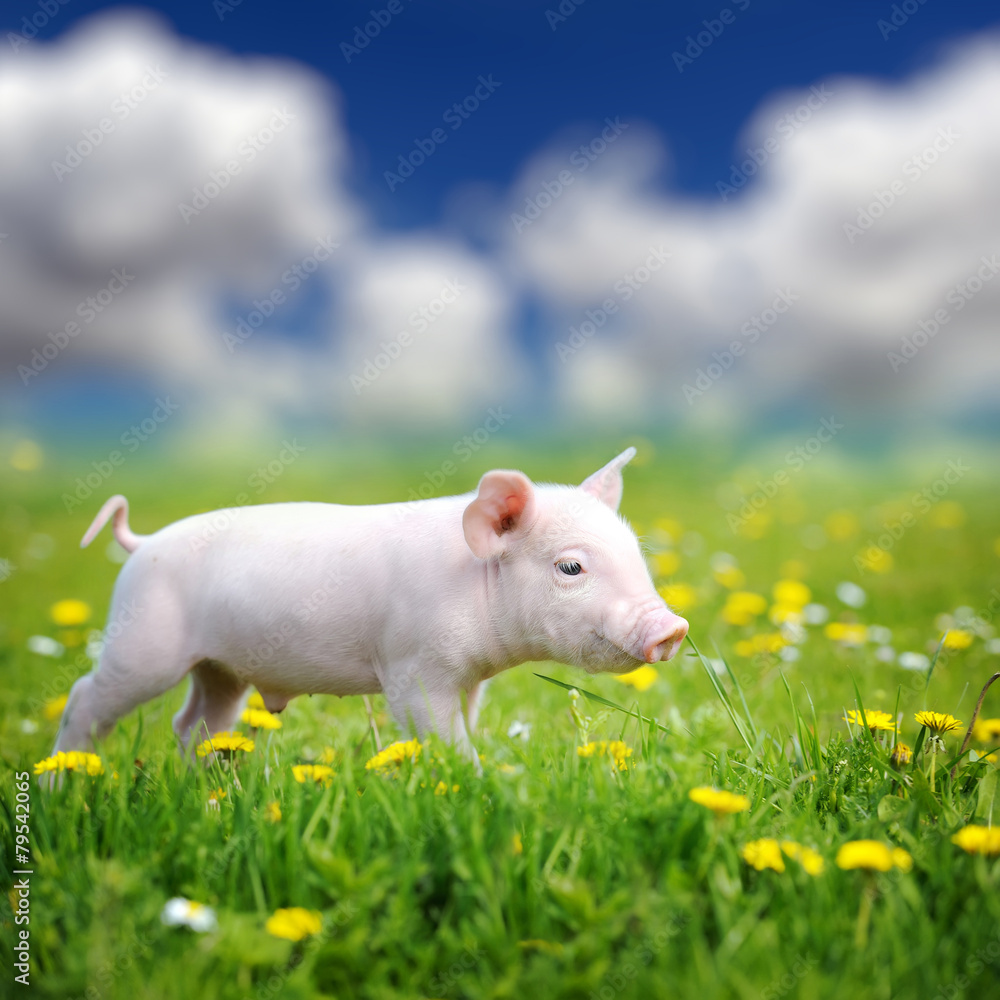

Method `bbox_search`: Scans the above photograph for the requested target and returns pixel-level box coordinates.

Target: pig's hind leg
[172,659,249,751]
[54,595,191,754]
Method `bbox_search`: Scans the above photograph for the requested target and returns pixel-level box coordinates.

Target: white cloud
[505,36,1000,422]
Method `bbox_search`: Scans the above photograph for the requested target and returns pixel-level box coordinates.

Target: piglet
[54,448,688,760]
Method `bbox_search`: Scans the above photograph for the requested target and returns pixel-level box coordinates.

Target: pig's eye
[557,560,582,576]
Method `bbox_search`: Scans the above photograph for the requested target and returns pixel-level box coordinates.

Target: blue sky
[17,0,1000,230]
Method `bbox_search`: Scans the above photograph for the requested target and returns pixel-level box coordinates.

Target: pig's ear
[463,471,537,559]
[579,447,637,511]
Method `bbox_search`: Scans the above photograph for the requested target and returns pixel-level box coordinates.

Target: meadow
[2,433,999,1000]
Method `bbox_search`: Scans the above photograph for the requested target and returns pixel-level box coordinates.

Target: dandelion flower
[194,732,255,757]
[161,897,217,932]
[512,833,523,855]
[942,630,974,651]
[741,838,785,872]
[890,743,913,767]
[613,665,658,692]
[773,579,811,608]
[914,711,963,735]
[898,651,930,671]
[825,622,868,646]
[835,582,867,608]
[364,739,421,772]
[781,841,825,875]
[33,751,104,776]
[951,825,1000,856]
[577,740,633,771]
[292,764,335,787]
[241,707,282,730]
[659,582,697,612]
[50,599,91,627]
[688,786,750,815]
[835,840,912,872]
[972,718,1000,744]
[652,551,680,577]
[721,591,768,626]
[713,564,746,589]
[42,694,68,721]
[843,709,898,733]
[247,691,266,710]
[265,800,282,823]
[265,907,322,942]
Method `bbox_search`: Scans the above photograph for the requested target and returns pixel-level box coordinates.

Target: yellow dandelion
[781,841,825,875]
[10,439,44,472]
[713,564,746,589]
[194,732,255,757]
[364,739,422,772]
[292,764,335,787]
[843,709,898,733]
[42,694,68,721]
[577,740,633,771]
[722,591,768,626]
[951,825,1000,856]
[835,840,912,872]
[612,665,658,692]
[772,579,811,608]
[942,630,973,651]
[930,501,965,529]
[654,517,682,542]
[241,707,282,730]
[972,718,1000,744]
[688,786,750,816]
[33,751,104,776]
[652,551,681,577]
[512,833,523,855]
[265,907,322,942]
[246,691,266,710]
[890,743,913,767]
[658,582,697,612]
[318,747,337,765]
[741,838,785,872]
[265,800,282,823]
[50,599,91,627]
[770,603,804,626]
[824,510,859,541]
[914,711,963,735]
[825,622,868,646]
[856,547,893,574]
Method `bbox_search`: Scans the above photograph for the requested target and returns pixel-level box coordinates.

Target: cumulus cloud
[2,11,999,439]
[503,37,1000,424]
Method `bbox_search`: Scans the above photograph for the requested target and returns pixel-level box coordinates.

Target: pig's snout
[642,615,689,663]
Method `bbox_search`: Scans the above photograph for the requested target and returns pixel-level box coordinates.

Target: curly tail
[80,495,145,553]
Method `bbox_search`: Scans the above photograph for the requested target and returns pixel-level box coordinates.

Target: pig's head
[462,448,689,673]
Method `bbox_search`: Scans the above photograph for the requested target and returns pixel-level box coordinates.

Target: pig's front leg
[383,662,479,770]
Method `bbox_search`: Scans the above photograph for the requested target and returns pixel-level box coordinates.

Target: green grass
[2,437,1000,1000]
